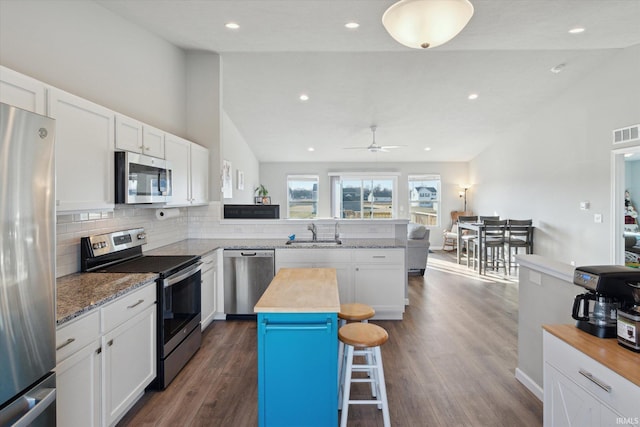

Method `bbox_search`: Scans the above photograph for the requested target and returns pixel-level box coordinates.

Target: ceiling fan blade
[342,146,368,150]
[380,145,406,149]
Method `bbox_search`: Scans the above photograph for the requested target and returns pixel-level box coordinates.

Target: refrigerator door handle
[13,388,56,427]
[0,388,56,427]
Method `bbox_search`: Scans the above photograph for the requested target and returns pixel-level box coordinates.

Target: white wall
[221,111,261,204]
[0,0,187,135]
[259,161,468,247]
[470,44,640,266]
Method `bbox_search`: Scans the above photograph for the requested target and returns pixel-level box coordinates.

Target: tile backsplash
[56,202,406,277]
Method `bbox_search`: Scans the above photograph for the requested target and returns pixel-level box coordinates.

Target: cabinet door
[0,66,46,114]
[258,313,337,427]
[190,143,209,205]
[164,134,191,206]
[114,114,143,154]
[103,305,156,427]
[48,88,115,212]
[142,125,165,158]
[56,341,101,427]
[201,256,217,330]
[544,363,600,427]
[353,264,404,314]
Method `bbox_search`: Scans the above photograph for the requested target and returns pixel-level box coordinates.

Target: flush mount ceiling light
[345,22,360,29]
[382,0,474,49]
[225,22,240,29]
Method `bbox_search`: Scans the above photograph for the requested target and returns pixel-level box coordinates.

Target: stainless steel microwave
[115,151,172,204]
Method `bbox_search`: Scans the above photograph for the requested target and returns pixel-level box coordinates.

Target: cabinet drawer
[56,310,100,363]
[101,283,156,333]
[543,331,638,417]
[201,251,217,273]
[276,248,352,264]
[354,249,403,264]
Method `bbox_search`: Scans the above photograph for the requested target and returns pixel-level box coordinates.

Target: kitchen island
[254,268,340,427]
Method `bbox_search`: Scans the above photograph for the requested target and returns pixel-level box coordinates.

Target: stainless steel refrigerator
[0,102,57,426]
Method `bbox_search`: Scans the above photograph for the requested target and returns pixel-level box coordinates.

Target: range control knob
[92,242,101,250]
[100,242,107,248]
[137,233,146,240]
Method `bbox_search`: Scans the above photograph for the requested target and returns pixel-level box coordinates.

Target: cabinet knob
[96,347,102,355]
[107,339,114,346]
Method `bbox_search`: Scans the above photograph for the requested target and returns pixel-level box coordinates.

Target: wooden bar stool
[338,303,375,327]
[338,322,390,427]
[338,304,376,391]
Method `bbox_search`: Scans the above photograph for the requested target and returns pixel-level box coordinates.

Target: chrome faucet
[308,223,317,241]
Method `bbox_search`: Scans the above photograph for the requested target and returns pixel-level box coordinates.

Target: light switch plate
[594,213,602,223]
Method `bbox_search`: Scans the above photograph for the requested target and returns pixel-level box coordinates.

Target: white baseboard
[515,368,543,401]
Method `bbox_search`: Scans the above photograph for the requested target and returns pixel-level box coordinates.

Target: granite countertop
[543,324,640,387]
[57,272,157,325]
[145,238,405,257]
[254,268,340,313]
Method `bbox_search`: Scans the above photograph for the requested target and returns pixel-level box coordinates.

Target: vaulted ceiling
[97,0,640,162]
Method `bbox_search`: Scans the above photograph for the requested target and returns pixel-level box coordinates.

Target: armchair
[407,223,431,276]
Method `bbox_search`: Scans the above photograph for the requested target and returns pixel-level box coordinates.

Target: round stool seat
[338,303,375,322]
[338,322,388,348]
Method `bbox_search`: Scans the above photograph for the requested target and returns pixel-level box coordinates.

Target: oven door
[161,262,202,357]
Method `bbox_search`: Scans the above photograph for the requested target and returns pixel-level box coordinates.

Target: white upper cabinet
[164,134,191,206]
[142,124,165,158]
[115,115,165,158]
[48,88,115,212]
[164,133,209,207]
[0,66,46,114]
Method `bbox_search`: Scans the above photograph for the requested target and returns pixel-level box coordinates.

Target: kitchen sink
[285,239,342,247]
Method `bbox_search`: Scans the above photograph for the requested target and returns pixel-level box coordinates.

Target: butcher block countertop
[543,324,640,387]
[254,268,340,313]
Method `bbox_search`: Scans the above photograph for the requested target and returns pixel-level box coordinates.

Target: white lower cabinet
[201,250,218,330]
[103,305,156,426]
[56,311,101,427]
[274,248,405,319]
[543,330,638,427]
[56,282,157,427]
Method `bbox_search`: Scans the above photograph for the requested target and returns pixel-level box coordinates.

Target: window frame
[408,174,441,227]
[329,172,399,219]
[286,174,319,219]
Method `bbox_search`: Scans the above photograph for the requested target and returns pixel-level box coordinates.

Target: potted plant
[254,184,270,204]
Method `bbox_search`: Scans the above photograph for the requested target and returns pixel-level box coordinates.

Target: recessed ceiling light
[225,22,240,30]
[568,27,585,34]
[345,22,360,29]
[424,147,431,151]
[550,63,566,74]
[308,147,315,152]
[299,94,309,101]
[468,93,478,100]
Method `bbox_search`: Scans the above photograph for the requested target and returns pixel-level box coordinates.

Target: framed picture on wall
[237,170,244,190]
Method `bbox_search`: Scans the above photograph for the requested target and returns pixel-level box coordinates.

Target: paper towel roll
[156,208,180,220]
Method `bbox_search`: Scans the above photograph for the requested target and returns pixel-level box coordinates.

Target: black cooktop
[95,255,198,276]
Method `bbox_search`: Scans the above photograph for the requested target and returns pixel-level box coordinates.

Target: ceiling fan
[343,126,406,153]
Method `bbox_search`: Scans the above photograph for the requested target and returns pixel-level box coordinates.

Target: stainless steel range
[81,228,202,390]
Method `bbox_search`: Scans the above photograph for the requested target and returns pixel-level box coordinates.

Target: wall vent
[613,124,639,144]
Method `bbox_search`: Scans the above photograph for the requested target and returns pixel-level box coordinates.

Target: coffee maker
[572,265,638,339]
[617,281,640,351]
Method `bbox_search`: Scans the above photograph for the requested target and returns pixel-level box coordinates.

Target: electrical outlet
[594,213,602,223]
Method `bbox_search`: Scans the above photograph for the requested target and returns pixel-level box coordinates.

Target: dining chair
[472,219,507,274]
[457,215,478,267]
[506,219,533,272]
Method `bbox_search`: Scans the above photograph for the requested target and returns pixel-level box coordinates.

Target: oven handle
[163,262,202,288]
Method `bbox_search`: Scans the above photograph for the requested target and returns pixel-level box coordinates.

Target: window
[408,174,440,226]
[330,173,398,219]
[287,175,318,219]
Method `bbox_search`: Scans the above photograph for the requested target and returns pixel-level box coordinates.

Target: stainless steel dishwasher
[223,249,275,318]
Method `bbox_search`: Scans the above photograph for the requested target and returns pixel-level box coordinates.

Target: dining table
[456,221,534,275]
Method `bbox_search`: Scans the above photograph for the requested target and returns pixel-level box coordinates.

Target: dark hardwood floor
[118,251,542,426]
